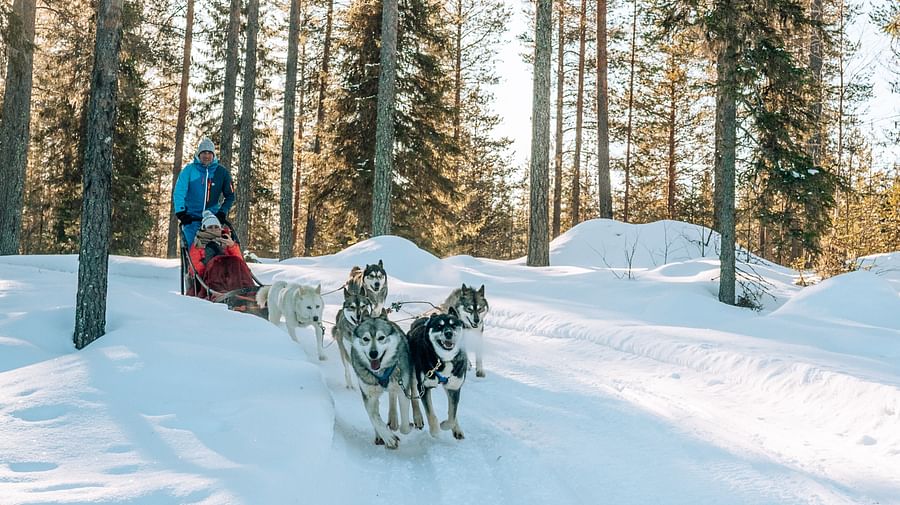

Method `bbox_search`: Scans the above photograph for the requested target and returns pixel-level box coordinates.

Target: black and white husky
[350,314,413,449]
[346,260,388,315]
[440,284,489,377]
[407,313,467,440]
[333,287,374,389]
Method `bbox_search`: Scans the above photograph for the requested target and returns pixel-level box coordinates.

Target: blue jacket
[173,154,235,218]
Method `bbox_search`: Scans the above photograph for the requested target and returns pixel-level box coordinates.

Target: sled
[179,217,268,319]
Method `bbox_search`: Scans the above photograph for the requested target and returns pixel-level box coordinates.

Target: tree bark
[666,56,677,219]
[74,0,124,349]
[552,0,564,237]
[234,0,260,243]
[715,29,737,306]
[372,0,399,236]
[219,0,242,169]
[292,25,308,256]
[166,0,194,258]
[596,0,612,218]
[304,0,333,254]
[623,0,637,223]
[453,0,463,180]
[280,0,301,260]
[571,0,586,226]
[528,0,552,266]
[0,0,37,255]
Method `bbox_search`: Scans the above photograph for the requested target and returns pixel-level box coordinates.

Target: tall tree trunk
[623,0,637,223]
[166,0,194,258]
[234,0,260,243]
[666,58,677,219]
[372,0,399,236]
[0,0,37,255]
[808,0,823,165]
[571,0,586,226]
[74,0,124,349]
[596,0,612,218]
[552,0,564,237]
[836,0,845,228]
[304,0,333,255]
[715,30,737,306]
[219,0,242,169]
[528,0,552,266]
[292,27,308,255]
[280,0,301,260]
[453,0,463,180]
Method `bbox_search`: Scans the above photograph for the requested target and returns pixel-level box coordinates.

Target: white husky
[257,281,326,360]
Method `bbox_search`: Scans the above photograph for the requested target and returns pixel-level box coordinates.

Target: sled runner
[179,218,268,319]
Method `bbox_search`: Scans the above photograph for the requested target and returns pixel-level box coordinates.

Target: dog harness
[372,364,396,388]
[425,360,449,384]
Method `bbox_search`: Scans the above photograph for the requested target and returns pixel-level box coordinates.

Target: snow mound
[772,270,900,330]
[859,251,900,295]
[549,219,724,269]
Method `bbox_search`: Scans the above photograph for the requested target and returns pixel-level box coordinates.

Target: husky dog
[350,315,414,448]
[346,260,388,315]
[407,313,467,440]
[440,284,490,377]
[257,281,326,360]
[333,287,374,389]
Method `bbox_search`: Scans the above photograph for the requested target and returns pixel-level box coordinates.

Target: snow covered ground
[1,219,898,505]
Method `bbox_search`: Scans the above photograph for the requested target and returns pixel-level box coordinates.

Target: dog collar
[372,364,396,388]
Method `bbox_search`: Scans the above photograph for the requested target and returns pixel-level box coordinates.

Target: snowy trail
[3,223,900,505]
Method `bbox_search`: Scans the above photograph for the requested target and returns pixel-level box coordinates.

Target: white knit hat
[196,137,215,157]
[201,210,221,229]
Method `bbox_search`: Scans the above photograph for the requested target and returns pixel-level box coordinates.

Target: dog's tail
[256,285,271,308]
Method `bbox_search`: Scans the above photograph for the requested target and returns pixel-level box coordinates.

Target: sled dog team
[255,260,490,449]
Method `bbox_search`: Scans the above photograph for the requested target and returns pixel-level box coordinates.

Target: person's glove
[175,211,192,225]
[215,211,227,223]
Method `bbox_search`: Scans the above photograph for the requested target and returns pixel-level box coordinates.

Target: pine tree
[325,0,457,253]
[74,0,125,349]
[0,0,37,255]
[280,0,301,260]
[528,0,552,266]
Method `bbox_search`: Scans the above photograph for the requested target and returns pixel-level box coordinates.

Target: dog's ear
[448,306,459,318]
[315,284,322,294]
[478,284,485,296]
[461,283,468,291]
[378,259,383,268]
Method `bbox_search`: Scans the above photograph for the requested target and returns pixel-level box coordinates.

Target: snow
[2,219,899,504]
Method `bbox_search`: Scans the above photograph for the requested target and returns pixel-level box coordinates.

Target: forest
[0,0,897,273]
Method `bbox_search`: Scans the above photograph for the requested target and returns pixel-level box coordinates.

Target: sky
[491,0,900,171]
[2,219,899,504]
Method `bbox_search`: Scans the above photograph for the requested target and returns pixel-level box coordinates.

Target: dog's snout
[369,349,379,359]
[443,329,454,339]
[373,282,380,290]
[313,316,319,322]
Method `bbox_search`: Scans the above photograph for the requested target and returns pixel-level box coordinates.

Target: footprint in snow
[857,435,877,446]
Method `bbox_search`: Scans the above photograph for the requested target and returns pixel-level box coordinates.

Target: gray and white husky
[350,314,414,449]
[346,260,388,315]
[333,287,374,389]
[257,281,326,360]
[407,313,467,440]
[440,283,490,377]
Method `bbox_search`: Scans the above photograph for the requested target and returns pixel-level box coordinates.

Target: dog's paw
[399,422,412,435]
[476,370,486,378]
[440,419,455,431]
[452,428,465,440]
[388,418,399,431]
[375,436,384,446]
[413,417,424,430]
[383,434,400,449]
[429,426,441,438]
[318,354,327,361]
